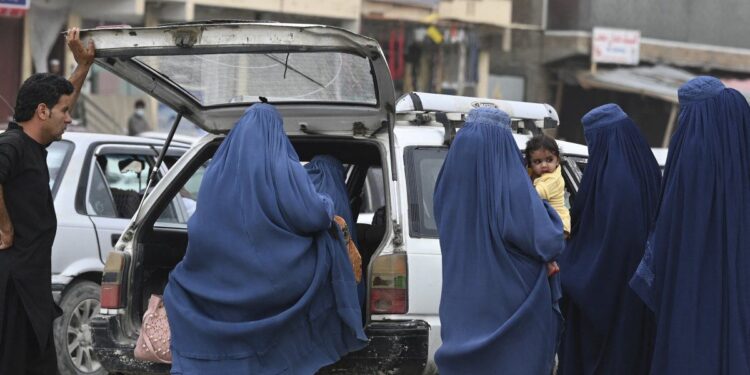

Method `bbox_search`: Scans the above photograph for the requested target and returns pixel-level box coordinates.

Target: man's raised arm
[65,27,95,110]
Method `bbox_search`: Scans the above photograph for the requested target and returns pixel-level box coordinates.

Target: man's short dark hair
[135,99,145,108]
[14,73,74,122]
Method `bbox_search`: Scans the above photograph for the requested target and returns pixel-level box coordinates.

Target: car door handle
[111,233,122,247]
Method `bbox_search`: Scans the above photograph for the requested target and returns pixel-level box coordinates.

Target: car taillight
[369,253,408,314]
[101,252,128,309]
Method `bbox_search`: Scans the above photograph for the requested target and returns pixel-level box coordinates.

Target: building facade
[2,0,513,134]
[495,0,750,146]
[1,0,364,132]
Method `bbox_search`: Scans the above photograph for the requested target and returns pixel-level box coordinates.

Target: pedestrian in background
[127,99,149,136]
[630,76,750,374]
[49,59,62,76]
[557,104,660,375]
[433,107,564,375]
[0,28,94,374]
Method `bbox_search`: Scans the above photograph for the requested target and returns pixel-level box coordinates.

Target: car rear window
[135,52,377,106]
[46,141,74,195]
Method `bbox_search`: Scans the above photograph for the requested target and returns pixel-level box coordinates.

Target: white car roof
[60,131,192,148]
[394,126,589,157]
[397,92,560,127]
[394,92,587,157]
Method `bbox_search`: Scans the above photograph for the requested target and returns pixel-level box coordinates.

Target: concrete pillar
[144,2,161,131]
[186,0,195,21]
[22,14,32,81]
[144,2,160,27]
[157,0,194,22]
[477,49,490,97]
[64,13,82,77]
[342,18,361,33]
[457,41,466,95]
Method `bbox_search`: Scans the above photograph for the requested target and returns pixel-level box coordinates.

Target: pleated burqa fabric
[434,107,564,375]
[631,76,750,374]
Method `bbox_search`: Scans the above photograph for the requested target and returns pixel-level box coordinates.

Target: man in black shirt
[0,28,94,374]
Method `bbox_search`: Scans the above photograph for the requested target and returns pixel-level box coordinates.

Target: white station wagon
[83,21,588,374]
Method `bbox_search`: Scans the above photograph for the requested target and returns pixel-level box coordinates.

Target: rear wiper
[263,53,325,88]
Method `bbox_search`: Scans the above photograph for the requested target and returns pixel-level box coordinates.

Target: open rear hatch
[81,21,396,139]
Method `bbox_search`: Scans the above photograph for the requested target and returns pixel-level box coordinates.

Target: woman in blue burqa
[304,155,366,307]
[557,104,661,375]
[433,107,565,375]
[630,76,750,374]
[163,104,367,374]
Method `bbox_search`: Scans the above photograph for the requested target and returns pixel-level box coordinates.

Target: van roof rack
[396,92,559,140]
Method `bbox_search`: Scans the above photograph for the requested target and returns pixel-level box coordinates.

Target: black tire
[55,280,107,375]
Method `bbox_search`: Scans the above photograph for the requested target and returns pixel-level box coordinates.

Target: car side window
[87,152,180,222]
[561,155,587,208]
[156,159,210,224]
[87,163,118,217]
[92,154,152,219]
[361,167,385,215]
[404,146,449,238]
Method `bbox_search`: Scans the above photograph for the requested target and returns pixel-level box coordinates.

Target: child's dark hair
[524,135,560,166]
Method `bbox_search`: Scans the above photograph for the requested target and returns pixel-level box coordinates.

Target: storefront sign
[592,27,641,65]
[0,0,29,17]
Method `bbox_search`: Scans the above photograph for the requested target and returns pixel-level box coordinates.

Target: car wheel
[55,280,107,375]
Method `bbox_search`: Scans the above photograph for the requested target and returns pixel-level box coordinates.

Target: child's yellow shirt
[532,165,571,234]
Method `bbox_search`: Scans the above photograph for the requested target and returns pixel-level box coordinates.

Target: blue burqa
[630,76,750,374]
[304,155,358,245]
[557,104,660,375]
[163,104,367,374]
[433,107,565,375]
[304,155,365,306]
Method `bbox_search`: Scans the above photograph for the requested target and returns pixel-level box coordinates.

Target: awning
[577,65,693,104]
[576,65,750,147]
[577,64,750,103]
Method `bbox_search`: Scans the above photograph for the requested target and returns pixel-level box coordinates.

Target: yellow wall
[438,0,511,27]
[361,1,433,23]
[190,0,361,20]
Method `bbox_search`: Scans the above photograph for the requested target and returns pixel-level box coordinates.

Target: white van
[381,92,588,373]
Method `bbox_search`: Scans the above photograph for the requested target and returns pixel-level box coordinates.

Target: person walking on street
[630,76,750,374]
[557,104,661,375]
[127,99,149,136]
[0,28,94,374]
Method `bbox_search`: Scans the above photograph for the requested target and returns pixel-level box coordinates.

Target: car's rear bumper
[92,316,429,374]
[319,320,430,374]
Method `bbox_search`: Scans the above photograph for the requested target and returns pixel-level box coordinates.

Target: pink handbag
[134,294,172,364]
